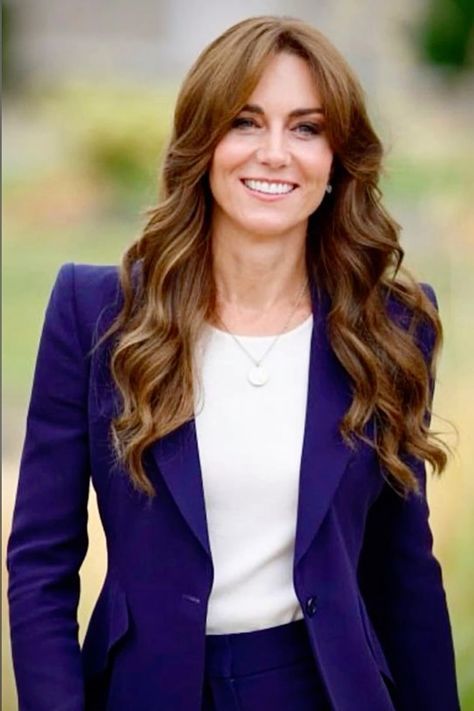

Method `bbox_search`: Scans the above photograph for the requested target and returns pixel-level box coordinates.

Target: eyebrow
[240,103,325,117]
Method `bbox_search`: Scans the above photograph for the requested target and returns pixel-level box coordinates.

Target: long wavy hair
[99,16,448,498]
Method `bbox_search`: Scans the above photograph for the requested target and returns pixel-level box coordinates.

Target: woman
[7,15,460,711]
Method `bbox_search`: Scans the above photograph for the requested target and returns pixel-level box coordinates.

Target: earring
[325,184,332,194]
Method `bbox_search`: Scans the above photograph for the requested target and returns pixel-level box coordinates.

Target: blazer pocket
[82,576,130,680]
[357,594,395,686]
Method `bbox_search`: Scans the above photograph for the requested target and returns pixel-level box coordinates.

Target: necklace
[216,277,310,387]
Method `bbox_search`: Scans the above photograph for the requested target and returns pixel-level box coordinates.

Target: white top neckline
[206,313,313,341]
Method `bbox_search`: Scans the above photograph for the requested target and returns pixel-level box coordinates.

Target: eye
[231,116,259,130]
[293,122,323,136]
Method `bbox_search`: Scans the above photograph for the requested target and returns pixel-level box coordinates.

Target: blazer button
[305,596,318,617]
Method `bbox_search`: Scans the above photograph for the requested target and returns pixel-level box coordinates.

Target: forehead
[246,52,322,109]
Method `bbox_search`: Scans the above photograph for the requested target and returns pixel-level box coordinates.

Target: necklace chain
[216,277,310,370]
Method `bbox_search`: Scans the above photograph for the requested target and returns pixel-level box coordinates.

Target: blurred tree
[2,1,20,92]
[2,2,13,90]
[418,0,474,71]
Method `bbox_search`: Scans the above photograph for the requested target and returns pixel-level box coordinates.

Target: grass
[3,218,135,397]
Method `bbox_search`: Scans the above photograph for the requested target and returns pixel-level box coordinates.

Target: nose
[255,128,290,168]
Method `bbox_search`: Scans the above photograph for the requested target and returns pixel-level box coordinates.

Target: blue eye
[230,117,323,135]
[294,123,322,136]
[231,117,258,129]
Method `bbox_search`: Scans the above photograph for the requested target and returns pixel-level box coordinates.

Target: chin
[240,222,294,237]
[243,215,306,236]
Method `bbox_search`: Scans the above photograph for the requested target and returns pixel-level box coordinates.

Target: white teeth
[243,179,295,195]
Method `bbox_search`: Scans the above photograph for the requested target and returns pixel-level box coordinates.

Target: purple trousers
[201,619,332,710]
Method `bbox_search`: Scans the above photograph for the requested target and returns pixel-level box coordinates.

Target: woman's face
[209,51,333,241]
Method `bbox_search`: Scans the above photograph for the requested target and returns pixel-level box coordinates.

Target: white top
[194,313,313,633]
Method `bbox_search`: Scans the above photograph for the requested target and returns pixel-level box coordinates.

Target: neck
[211,225,309,311]
[209,221,312,334]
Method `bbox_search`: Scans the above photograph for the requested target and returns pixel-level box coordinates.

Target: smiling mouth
[241,179,297,195]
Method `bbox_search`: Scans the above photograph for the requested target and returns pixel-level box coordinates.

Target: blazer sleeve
[7,263,90,710]
[358,283,460,710]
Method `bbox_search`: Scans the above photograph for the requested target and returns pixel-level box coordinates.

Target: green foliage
[2,3,12,87]
[2,1,21,92]
[42,83,176,194]
[3,218,135,399]
[381,154,473,201]
[418,0,474,70]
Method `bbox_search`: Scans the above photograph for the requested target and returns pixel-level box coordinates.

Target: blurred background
[2,0,473,708]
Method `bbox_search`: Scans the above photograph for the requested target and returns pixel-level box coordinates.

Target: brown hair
[99,15,448,497]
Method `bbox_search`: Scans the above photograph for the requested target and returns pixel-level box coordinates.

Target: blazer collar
[150,280,356,569]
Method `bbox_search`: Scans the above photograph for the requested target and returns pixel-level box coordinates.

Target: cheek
[210,137,250,176]
[304,161,332,189]
[209,146,241,207]
[210,140,252,206]
[302,143,333,182]
[209,148,227,202]
[321,145,334,177]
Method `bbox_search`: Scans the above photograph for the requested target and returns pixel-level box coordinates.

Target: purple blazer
[7,263,460,710]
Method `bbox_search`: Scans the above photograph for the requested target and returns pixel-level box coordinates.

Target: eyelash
[231,117,323,136]
[296,123,322,136]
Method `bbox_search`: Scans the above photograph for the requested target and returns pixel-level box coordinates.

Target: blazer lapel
[150,280,356,567]
[293,282,356,568]
[150,419,212,559]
